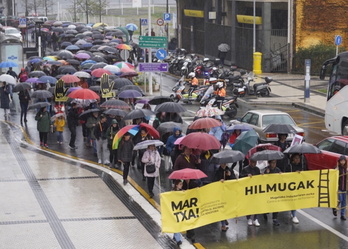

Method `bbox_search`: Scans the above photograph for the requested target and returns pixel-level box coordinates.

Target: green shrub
[293,43,346,74]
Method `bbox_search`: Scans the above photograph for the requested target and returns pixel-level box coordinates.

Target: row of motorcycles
[165,49,273,119]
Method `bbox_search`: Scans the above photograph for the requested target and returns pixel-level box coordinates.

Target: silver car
[240,110,305,143]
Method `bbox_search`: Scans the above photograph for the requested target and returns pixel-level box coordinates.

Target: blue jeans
[338,191,347,217]
[56,131,63,143]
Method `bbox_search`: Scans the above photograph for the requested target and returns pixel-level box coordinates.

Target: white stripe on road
[298,209,348,242]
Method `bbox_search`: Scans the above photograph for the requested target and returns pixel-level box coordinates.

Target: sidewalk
[240,73,327,117]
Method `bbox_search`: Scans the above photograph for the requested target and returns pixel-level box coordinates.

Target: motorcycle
[201,95,239,119]
[170,77,210,103]
[232,72,273,97]
[180,54,200,77]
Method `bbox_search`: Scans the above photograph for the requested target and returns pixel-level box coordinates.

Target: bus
[320,51,348,135]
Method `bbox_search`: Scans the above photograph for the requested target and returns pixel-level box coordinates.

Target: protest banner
[160,170,338,233]
[100,74,115,98]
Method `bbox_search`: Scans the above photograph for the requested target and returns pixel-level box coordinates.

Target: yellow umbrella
[44,56,58,61]
[93,22,108,28]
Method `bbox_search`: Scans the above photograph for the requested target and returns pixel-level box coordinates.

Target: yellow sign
[54,79,69,102]
[184,9,204,18]
[160,170,338,233]
[100,73,115,98]
[237,15,262,25]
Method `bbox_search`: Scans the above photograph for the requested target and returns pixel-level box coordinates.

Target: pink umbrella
[60,74,80,83]
[168,168,207,180]
[114,61,135,69]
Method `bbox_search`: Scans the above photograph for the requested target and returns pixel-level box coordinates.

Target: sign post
[335,35,342,56]
[139,36,168,48]
[304,59,311,103]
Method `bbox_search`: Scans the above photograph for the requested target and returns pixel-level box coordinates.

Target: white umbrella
[73,71,91,78]
[133,140,164,150]
[104,65,121,74]
[67,24,76,30]
[0,74,16,85]
[218,43,230,52]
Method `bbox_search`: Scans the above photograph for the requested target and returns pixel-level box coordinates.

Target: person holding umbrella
[241,159,261,226]
[141,144,161,198]
[214,162,236,231]
[67,103,79,150]
[0,81,11,117]
[275,133,291,172]
[174,146,201,171]
[18,84,31,124]
[265,160,282,226]
[166,127,183,169]
[133,127,152,180]
[35,106,51,148]
[93,114,110,165]
[106,119,119,168]
[118,132,134,185]
[218,43,230,65]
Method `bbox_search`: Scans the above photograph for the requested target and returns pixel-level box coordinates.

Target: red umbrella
[91,68,112,77]
[189,117,221,130]
[139,122,160,139]
[60,74,80,83]
[179,132,221,150]
[68,88,100,100]
[246,143,281,159]
[168,168,207,180]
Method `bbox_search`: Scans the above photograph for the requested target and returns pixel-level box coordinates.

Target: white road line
[298,209,348,242]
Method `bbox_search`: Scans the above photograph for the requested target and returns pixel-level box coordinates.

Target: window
[317,139,334,151]
[329,140,346,155]
[249,114,259,126]
[262,114,296,128]
[241,112,253,123]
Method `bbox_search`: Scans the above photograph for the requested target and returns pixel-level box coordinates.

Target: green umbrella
[232,130,258,155]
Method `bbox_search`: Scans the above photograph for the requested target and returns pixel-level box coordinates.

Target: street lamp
[34,19,44,57]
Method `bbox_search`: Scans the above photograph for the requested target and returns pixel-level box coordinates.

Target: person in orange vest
[188,72,199,97]
[213,82,226,108]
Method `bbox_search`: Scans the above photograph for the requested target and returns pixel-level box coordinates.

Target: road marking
[298,210,348,242]
[298,121,325,126]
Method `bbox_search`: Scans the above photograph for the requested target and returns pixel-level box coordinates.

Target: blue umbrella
[81,60,96,66]
[118,89,142,99]
[232,129,258,155]
[0,61,18,68]
[66,45,80,51]
[82,43,93,48]
[38,76,57,84]
[126,23,138,31]
[29,58,42,64]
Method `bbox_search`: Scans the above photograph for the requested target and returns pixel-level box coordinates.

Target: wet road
[2,74,345,249]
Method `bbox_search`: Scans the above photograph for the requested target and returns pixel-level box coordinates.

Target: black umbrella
[119,85,144,95]
[123,109,155,120]
[284,143,321,154]
[89,85,101,93]
[31,90,53,99]
[66,59,81,66]
[100,98,130,109]
[92,34,104,39]
[90,55,107,63]
[53,27,64,33]
[13,82,31,92]
[66,30,78,34]
[99,46,118,54]
[157,122,183,136]
[148,96,173,105]
[250,150,284,161]
[58,65,77,74]
[78,108,101,118]
[28,102,51,110]
[57,50,74,59]
[29,71,46,78]
[263,124,297,134]
[155,102,187,113]
[89,62,108,70]
[113,78,133,89]
[92,39,104,45]
[103,108,127,117]
[210,150,245,164]
[60,41,72,48]
[75,34,86,39]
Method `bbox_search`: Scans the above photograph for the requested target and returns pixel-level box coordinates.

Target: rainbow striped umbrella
[112,125,139,149]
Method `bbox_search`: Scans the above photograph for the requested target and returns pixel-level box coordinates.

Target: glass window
[241,112,253,123]
[249,114,259,126]
[317,139,334,151]
[262,114,296,128]
[329,140,346,155]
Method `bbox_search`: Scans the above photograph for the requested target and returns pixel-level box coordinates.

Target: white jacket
[142,149,161,177]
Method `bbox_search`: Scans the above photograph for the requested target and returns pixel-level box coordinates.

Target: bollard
[253,52,262,74]
[304,59,311,103]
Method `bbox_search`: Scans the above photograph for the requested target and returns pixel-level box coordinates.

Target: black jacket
[117,139,134,162]
[67,107,79,127]
[214,166,236,182]
[93,121,109,140]
[241,165,260,178]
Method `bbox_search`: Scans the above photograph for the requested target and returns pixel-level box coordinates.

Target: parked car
[0,26,22,42]
[240,110,304,143]
[305,136,348,170]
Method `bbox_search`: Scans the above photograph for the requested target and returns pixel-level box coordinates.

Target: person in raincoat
[0,81,11,116]
[35,106,51,148]
[141,144,161,198]
[166,127,183,169]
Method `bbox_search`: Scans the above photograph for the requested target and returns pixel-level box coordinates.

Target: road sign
[139,36,168,48]
[18,18,26,27]
[157,18,164,26]
[139,63,168,72]
[156,49,167,60]
[141,18,148,26]
[335,35,342,46]
[164,13,171,21]
[120,50,130,60]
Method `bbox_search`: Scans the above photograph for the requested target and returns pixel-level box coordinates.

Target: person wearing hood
[166,127,183,169]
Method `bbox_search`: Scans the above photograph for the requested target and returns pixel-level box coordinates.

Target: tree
[73,0,109,23]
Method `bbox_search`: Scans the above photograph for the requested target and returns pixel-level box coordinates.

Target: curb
[292,102,325,117]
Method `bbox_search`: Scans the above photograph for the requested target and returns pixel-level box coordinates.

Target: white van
[27,16,48,22]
